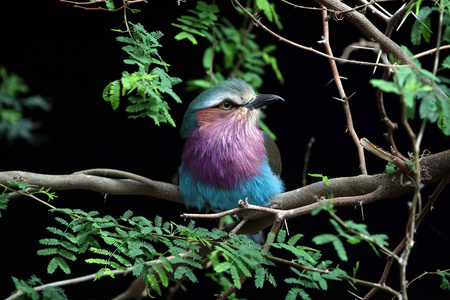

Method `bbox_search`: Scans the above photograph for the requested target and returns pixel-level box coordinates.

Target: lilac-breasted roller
[179,78,285,211]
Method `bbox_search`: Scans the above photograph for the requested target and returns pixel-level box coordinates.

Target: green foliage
[0,179,57,218]
[437,269,450,290]
[372,1,450,135]
[0,67,51,142]
[172,1,284,91]
[10,275,68,300]
[285,287,312,300]
[172,1,219,45]
[385,161,397,173]
[307,173,330,186]
[312,232,348,262]
[171,1,285,139]
[103,23,182,126]
[384,161,416,173]
[270,230,350,300]
[370,64,450,135]
[105,0,115,12]
[39,210,285,297]
[411,6,432,46]
[255,0,283,30]
[0,192,7,218]
[312,202,389,261]
[210,233,275,291]
[385,161,415,173]
[30,208,358,298]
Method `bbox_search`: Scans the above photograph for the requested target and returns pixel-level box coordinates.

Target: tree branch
[0,170,184,204]
[232,0,395,68]
[363,177,449,299]
[321,6,367,175]
[315,0,415,67]
[1,151,449,236]
[226,150,450,234]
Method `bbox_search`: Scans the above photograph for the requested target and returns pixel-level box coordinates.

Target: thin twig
[363,177,449,299]
[414,44,450,59]
[232,0,396,68]
[356,0,391,22]
[302,137,316,186]
[371,0,413,161]
[59,0,147,11]
[407,268,450,290]
[321,6,368,175]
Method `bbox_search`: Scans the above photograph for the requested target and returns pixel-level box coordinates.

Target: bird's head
[180,78,284,138]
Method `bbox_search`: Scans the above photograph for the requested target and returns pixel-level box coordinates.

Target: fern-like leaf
[103,80,121,110]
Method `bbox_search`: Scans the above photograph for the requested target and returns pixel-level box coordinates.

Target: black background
[1,0,449,299]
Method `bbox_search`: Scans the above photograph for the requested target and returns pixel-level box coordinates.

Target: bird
[179,78,285,212]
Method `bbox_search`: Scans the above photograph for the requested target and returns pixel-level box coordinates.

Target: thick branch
[315,0,414,67]
[0,170,184,204]
[1,151,449,235]
[226,150,450,233]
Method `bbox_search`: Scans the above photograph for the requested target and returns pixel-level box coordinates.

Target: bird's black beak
[244,94,284,110]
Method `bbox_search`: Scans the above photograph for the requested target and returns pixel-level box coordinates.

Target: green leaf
[85,258,109,265]
[230,265,242,289]
[133,259,146,277]
[113,254,132,268]
[411,6,432,45]
[437,269,450,290]
[318,276,328,290]
[105,0,115,11]
[153,264,169,287]
[11,276,39,299]
[437,111,449,135]
[104,267,115,278]
[39,238,60,246]
[442,55,450,69]
[419,93,440,122]
[7,179,37,190]
[287,234,304,246]
[312,234,348,261]
[0,192,8,217]
[277,229,287,243]
[254,267,266,288]
[255,0,283,29]
[308,173,330,186]
[39,245,59,256]
[103,80,121,110]
[370,79,400,94]
[42,286,68,300]
[57,249,76,261]
[174,31,198,44]
[121,210,133,220]
[286,287,311,300]
[202,46,213,69]
[312,233,336,245]
[105,23,181,126]
[214,261,232,272]
[174,266,198,283]
[48,257,71,274]
[235,258,252,277]
[385,162,397,173]
[146,273,161,297]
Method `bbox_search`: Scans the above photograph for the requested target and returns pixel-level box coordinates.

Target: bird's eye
[219,100,233,110]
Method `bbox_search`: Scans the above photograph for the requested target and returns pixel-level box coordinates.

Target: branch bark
[226,150,450,234]
[0,170,184,204]
[315,0,415,67]
[1,151,449,234]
